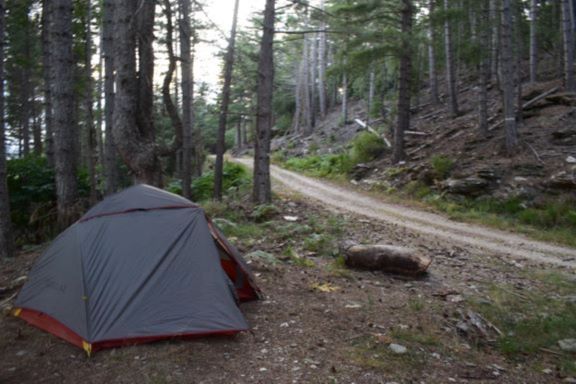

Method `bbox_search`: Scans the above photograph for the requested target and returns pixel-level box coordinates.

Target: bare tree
[84,0,97,204]
[478,0,490,136]
[394,0,414,163]
[428,0,440,104]
[41,0,54,166]
[0,0,14,259]
[52,0,79,227]
[253,0,275,204]
[444,0,459,117]
[179,0,194,198]
[112,0,159,185]
[529,0,538,83]
[317,0,327,119]
[102,0,119,194]
[161,0,183,156]
[214,0,240,201]
[501,0,519,154]
[562,0,575,91]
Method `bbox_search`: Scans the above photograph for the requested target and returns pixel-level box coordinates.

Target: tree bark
[489,0,499,82]
[102,0,119,194]
[501,0,519,154]
[253,0,275,204]
[179,0,194,199]
[214,0,240,201]
[341,69,348,125]
[367,67,375,127]
[52,0,79,227]
[478,0,490,137]
[0,0,14,259]
[42,0,54,166]
[317,0,327,119]
[444,0,459,117]
[342,242,432,275]
[84,0,97,204]
[393,0,413,164]
[428,0,440,104]
[112,0,158,185]
[529,0,538,83]
[161,0,183,155]
[562,0,576,92]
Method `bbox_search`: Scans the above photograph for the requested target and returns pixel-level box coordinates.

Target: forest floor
[1,176,575,383]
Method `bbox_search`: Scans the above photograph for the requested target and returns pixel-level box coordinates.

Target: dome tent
[13,184,260,354]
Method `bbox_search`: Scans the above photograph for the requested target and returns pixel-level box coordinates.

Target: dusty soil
[0,189,574,383]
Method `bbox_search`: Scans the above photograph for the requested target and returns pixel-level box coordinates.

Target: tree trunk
[253,0,275,204]
[52,0,79,227]
[292,57,302,133]
[341,69,348,125]
[317,0,327,119]
[367,67,375,127]
[309,32,317,130]
[562,0,576,92]
[42,0,54,166]
[84,0,97,204]
[478,0,490,137]
[428,0,440,104]
[301,31,312,134]
[136,0,159,184]
[0,0,14,259]
[160,0,183,155]
[179,0,194,199]
[32,101,42,155]
[393,0,413,164]
[444,0,459,117]
[214,0,240,201]
[112,0,158,185]
[489,0,499,82]
[501,0,519,154]
[102,0,119,194]
[529,0,538,83]
[342,242,432,275]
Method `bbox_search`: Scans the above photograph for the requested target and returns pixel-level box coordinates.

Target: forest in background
[0,0,575,259]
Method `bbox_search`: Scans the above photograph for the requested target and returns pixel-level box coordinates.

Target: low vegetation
[276,148,576,247]
[470,272,576,376]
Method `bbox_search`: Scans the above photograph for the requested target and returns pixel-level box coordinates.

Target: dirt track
[235,158,576,269]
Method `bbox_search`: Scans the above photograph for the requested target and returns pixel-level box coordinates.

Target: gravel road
[235,158,576,269]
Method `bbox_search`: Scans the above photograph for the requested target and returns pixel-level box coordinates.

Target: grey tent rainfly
[13,185,261,355]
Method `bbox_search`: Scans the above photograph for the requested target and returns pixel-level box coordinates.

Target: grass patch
[390,328,441,347]
[303,233,338,257]
[348,335,426,374]
[470,281,576,375]
[326,255,354,280]
[284,153,353,179]
[283,246,316,268]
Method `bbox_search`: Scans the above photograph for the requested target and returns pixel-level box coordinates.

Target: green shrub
[172,162,250,202]
[284,153,353,178]
[251,204,280,222]
[350,132,387,164]
[7,155,90,244]
[303,233,337,257]
[403,181,432,199]
[430,155,454,180]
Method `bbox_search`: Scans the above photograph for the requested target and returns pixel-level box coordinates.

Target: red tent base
[14,308,245,355]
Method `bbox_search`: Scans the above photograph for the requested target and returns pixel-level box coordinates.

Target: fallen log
[340,241,432,275]
[522,86,560,110]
